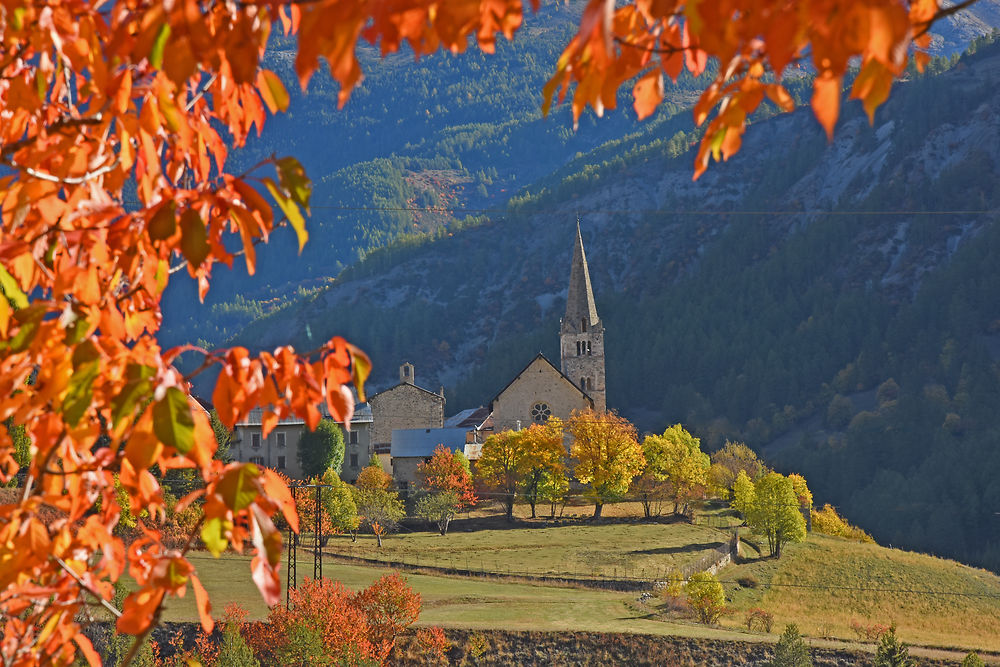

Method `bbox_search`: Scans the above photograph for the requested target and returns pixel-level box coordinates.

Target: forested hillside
[223,36,1000,571]
[160,1,1000,349]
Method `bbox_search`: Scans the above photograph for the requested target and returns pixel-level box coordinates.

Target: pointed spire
[562,218,600,334]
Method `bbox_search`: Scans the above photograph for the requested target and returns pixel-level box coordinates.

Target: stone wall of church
[492,359,593,433]
[370,384,444,447]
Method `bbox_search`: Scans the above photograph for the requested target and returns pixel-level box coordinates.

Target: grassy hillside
[148,520,1000,655]
[723,534,1000,652]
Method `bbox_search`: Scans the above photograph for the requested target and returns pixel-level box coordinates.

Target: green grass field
[321,520,730,581]
[152,522,1000,658]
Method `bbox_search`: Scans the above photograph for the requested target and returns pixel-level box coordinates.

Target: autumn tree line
[265,408,868,565]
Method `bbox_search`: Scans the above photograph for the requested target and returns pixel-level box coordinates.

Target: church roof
[561,221,600,334]
[370,381,443,402]
[488,353,594,411]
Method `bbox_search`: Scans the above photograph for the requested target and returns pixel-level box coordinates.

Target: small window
[349,430,358,445]
[251,433,261,449]
[531,403,551,423]
[276,432,286,448]
[398,481,409,491]
[581,319,587,332]
[587,341,592,355]
[580,377,586,390]
[249,455,264,466]
[587,377,594,391]
[350,453,359,469]
[277,456,286,469]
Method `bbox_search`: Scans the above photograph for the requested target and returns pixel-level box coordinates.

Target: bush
[216,604,260,667]
[849,618,889,642]
[745,607,774,633]
[466,632,490,661]
[685,572,726,625]
[811,504,875,543]
[766,624,812,667]
[414,627,450,665]
[258,574,421,665]
[961,653,986,667]
[655,570,689,613]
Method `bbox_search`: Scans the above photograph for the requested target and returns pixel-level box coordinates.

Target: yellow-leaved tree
[477,417,565,520]
[640,424,711,517]
[569,409,645,518]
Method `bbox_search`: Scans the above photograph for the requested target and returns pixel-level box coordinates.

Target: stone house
[370,362,445,475]
[232,403,373,481]
[389,427,475,492]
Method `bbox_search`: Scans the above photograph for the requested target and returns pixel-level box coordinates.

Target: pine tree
[766,624,812,667]
[872,626,915,667]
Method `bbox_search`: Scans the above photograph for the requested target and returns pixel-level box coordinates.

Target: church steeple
[560,220,606,411]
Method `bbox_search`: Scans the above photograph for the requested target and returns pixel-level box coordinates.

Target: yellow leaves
[257,70,290,114]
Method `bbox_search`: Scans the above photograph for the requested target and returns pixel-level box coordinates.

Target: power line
[308,204,1000,216]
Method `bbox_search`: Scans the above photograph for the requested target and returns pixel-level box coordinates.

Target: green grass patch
[323,521,729,581]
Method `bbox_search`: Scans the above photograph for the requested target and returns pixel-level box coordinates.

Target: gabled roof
[444,407,492,429]
[236,402,372,426]
[390,428,470,458]
[370,381,444,402]
[488,353,594,410]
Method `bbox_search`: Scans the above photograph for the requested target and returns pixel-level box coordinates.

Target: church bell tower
[560,220,606,412]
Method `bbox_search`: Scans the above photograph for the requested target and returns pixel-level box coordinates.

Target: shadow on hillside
[423,513,695,534]
[631,541,725,556]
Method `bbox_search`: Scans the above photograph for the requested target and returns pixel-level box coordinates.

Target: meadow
[152,518,1000,659]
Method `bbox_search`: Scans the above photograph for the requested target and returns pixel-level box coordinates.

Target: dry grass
[323,518,731,581]
[719,534,1000,653]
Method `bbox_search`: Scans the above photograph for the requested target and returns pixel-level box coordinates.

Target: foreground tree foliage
[0,0,973,661]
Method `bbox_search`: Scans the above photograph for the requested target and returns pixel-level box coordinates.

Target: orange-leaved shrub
[414,627,451,665]
[251,574,420,665]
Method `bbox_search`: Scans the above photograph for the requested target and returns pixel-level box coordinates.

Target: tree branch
[52,555,122,620]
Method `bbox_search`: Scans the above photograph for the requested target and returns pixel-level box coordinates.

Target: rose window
[531,403,551,423]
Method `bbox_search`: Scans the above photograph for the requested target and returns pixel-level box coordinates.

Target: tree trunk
[505,494,515,521]
[375,531,383,548]
[593,502,603,519]
[641,498,651,519]
[438,515,450,536]
[350,530,357,543]
[549,502,556,519]
[529,500,537,518]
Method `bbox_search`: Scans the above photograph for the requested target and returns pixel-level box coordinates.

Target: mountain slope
[227,38,1000,571]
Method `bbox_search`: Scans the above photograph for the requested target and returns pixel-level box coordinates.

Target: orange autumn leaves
[0,0,969,663]
[544,0,946,178]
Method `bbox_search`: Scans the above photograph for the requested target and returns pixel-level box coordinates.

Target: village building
[231,403,373,481]
[389,427,473,492]
[369,362,446,477]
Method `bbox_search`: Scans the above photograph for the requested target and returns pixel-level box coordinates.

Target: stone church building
[489,222,606,431]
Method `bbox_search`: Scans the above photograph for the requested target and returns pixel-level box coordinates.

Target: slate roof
[390,427,470,458]
[236,401,372,426]
[444,407,492,429]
